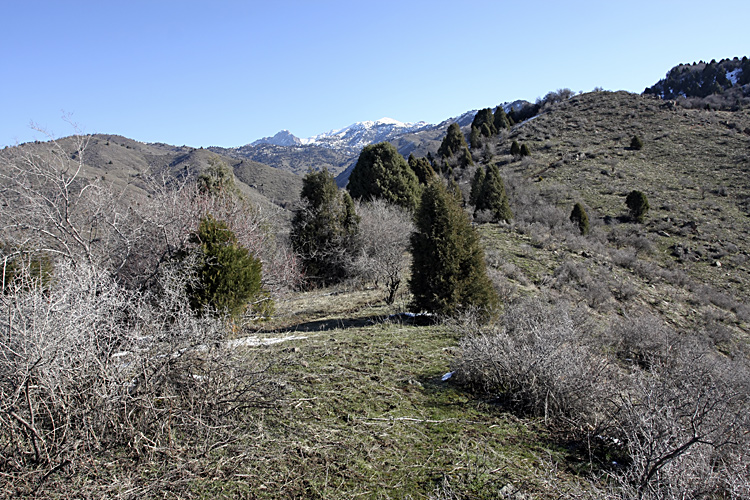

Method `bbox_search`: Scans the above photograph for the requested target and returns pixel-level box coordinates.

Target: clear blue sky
[2,0,748,148]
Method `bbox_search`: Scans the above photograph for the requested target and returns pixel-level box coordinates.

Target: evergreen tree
[510,140,521,156]
[626,190,650,223]
[185,215,264,319]
[408,154,436,185]
[475,164,512,223]
[630,135,644,150]
[410,180,498,317]
[469,126,482,150]
[469,166,485,206]
[348,142,420,210]
[291,169,360,284]
[520,143,531,157]
[493,106,511,130]
[470,108,498,149]
[438,123,473,167]
[570,202,590,235]
[473,109,497,134]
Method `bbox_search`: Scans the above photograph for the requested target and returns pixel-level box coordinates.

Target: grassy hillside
[450,91,750,339]
[3,90,749,499]
[0,134,303,209]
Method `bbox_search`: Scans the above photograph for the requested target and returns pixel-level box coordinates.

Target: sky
[2,0,748,148]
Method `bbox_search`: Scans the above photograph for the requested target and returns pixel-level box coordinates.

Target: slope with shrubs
[2,75,750,498]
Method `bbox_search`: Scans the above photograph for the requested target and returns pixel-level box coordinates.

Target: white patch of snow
[726,68,741,85]
[441,371,453,381]
[227,334,308,348]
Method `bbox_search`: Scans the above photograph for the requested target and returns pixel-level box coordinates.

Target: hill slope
[0,134,303,209]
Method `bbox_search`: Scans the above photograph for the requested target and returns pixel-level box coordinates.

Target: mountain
[251,130,302,147]
[302,118,432,154]
[210,114,482,184]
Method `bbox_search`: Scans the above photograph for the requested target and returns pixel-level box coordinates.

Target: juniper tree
[348,142,420,211]
[438,122,473,167]
[630,135,644,150]
[626,190,650,223]
[469,165,485,206]
[570,202,590,235]
[470,108,497,148]
[185,215,265,319]
[408,154,435,185]
[291,169,360,285]
[410,180,498,317]
[493,106,511,130]
[475,164,512,223]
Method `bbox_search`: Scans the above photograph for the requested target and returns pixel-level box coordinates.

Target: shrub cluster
[451,297,750,498]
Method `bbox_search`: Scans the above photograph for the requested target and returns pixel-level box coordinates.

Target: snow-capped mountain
[252,118,433,154]
[303,118,432,154]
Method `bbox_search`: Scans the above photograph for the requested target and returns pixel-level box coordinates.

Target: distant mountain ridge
[251,118,433,154]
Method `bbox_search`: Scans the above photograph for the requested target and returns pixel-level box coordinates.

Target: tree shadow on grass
[254,312,438,335]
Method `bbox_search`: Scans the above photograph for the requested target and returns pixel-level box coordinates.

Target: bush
[182,215,266,319]
[410,180,498,317]
[630,135,644,150]
[570,202,590,235]
[0,259,276,493]
[452,297,612,427]
[626,190,650,223]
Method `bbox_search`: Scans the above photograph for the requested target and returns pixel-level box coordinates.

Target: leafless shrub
[612,342,750,499]
[349,199,413,304]
[611,248,637,268]
[0,132,280,494]
[452,297,614,429]
[608,314,674,369]
[486,268,519,304]
[0,258,276,494]
[613,280,639,302]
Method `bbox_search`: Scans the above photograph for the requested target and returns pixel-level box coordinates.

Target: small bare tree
[350,199,414,304]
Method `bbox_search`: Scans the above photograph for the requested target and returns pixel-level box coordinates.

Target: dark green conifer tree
[348,142,420,210]
[291,169,360,285]
[570,202,590,235]
[520,143,531,157]
[469,126,482,150]
[186,215,264,319]
[410,180,498,317]
[630,135,644,150]
[469,166,485,206]
[408,154,435,185]
[510,140,521,156]
[626,190,649,223]
[493,106,511,130]
[438,123,473,167]
[475,164,512,223]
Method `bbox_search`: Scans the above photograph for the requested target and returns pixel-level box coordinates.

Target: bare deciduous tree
[350,199,413,304]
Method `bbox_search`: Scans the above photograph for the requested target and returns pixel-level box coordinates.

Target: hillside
[3,70,750,499]
[0,134,304,209]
